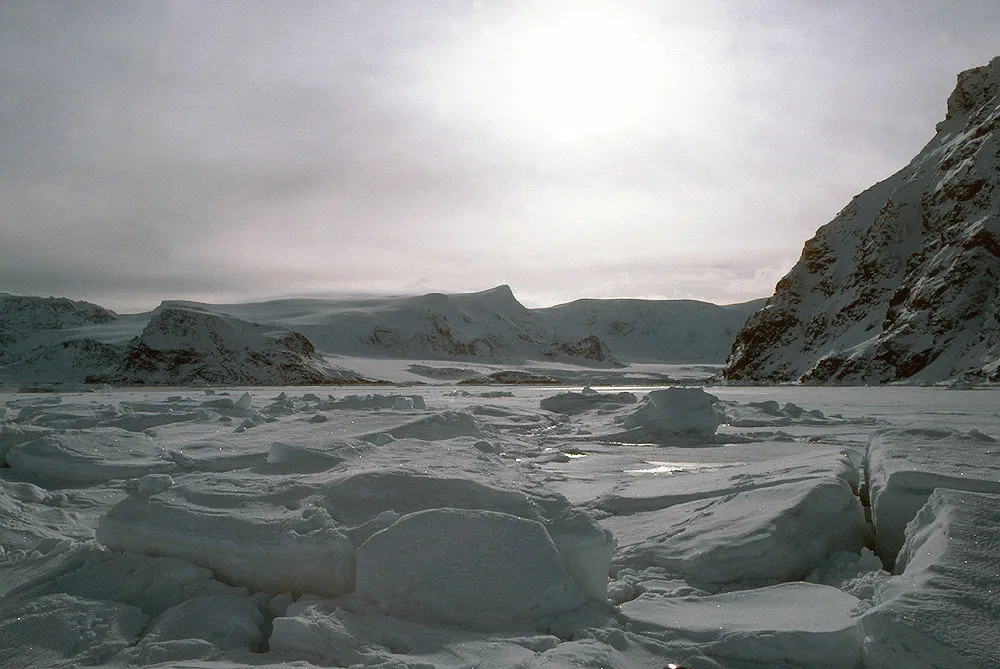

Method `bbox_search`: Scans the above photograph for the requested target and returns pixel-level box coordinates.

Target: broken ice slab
[621,582,864,669]
[604,476,866,592]
[355,508,586,630]
[589,449,860,516]
[865,427,1000,566]
[861,488,1000,669]
[6,428,175,485]
[96,438,614,603]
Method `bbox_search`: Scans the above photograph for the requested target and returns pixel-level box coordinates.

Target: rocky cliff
[724,57,1000,384]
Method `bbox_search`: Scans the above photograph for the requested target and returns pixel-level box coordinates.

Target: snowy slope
[725,57,1000,384]
[541,297,765,363]
[0,294,123,384]
[200,285,624,366]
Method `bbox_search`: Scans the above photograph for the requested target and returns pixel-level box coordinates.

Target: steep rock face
[92,307,368,386]
[725,57,1000,384]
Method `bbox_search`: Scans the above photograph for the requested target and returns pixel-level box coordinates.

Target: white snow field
[1,383,999,668]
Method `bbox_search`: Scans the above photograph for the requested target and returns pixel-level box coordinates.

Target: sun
[441,3,673,143]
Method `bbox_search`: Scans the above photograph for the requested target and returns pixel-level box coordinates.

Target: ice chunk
[865,427,1000,565]
[621,582,864,669]
[320,393,426,410]
[0,593,148,668]
[590,449,860,516]
[264,440,359,473]
[0,423,52,465]
[11,549,247,617]
[96,439,614,602]
[137,594,265,651]
[0,481,94,549]
[355,508,586,630]
[720,399,832,427]
[316,464,615,600]
[540,389,637,414]
[271,601,561,667]
[806,548,886,592]
[605,477,866,592]
[614,387,719,443]
[358,410,484,441]
[97,473,358,598]
[135,473,173,496]
[861,488,1000,668]
[6,428,175,484]
[233,391,253,411]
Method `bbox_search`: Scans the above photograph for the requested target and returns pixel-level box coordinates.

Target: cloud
[1,1,998,311]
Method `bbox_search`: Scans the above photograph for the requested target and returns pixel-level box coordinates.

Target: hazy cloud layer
[1,1,998,312]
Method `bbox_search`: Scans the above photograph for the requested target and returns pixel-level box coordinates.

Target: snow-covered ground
[2,381,998,668]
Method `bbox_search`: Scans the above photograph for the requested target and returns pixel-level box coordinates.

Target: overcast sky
[1,1,998,313]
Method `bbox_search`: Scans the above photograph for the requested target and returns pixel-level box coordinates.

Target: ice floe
[355,507,587,630]
[865,427,1000,565]
[2,384,999,667]
[862,488,1000,668]
[605,476,866,592]
[622,582,864,668]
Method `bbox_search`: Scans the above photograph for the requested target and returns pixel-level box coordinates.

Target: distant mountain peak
[0,285,768,384]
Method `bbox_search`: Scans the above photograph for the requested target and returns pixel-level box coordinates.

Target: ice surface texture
[622,582,864,669]
[865,427,1000,565]
[606,476,866,592]
[862,488,1000,668]
[96,436,615,610]
[6,382,1000,667]
[355,508,587,629]
[7,429,174,484]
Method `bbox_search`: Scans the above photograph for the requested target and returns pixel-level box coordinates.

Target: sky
[1,1,998,314]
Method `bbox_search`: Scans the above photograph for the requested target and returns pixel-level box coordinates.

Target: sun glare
[443,3,673,143]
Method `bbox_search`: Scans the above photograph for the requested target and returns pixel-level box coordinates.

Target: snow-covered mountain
[0,286,763,385]
[725,57,1000,384]
[0,293,116,352]
[89,306,372,386]
[0,294,124,384]
[541,298,766,363]
[181,286,763,367]
[210,285,624,367]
